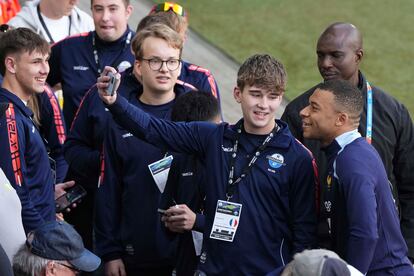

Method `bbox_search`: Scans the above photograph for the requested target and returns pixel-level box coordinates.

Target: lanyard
[92,31,132,75]
[226,121,279,201]
[365,81,373,144]
[37,5,71,44]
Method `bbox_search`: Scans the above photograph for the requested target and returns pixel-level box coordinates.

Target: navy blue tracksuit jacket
[323,130,413,275]
[160,155,206,276]
[94,77,190,269]
[104,95,317,275]
[0,78,67,182]
[47,28,135,128]
[0,88,55,232]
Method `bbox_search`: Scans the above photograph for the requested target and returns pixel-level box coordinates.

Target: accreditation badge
[209,200,242,242]
[148,155,173,193]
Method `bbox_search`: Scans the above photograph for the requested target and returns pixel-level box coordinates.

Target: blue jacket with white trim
[0,88,55,233]
[104,95,317,275]
[323,131,413,275]
[47,28,135,128]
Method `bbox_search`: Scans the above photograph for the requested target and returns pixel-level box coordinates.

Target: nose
[41,61,50,75]
[159,61,169,72]
[257,96,267,108]
[319,55,333,69]
[300,105,309,118]
[102,8,110,21]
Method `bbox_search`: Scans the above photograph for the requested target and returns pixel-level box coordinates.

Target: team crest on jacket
[118,61,132,73]
[267,153,285,169]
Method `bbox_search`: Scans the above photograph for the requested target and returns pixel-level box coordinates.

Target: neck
[39,0,63,19]
[243,120,276,135]
[2,77,32,102]
[349,72,360,87]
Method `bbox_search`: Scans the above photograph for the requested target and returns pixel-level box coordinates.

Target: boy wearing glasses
[95,23,188,276]
[97,54,317,275]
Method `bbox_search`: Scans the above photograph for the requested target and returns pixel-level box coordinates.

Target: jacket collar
[93,27,132,49]
[223,119,293,149]
[0,88,34,118]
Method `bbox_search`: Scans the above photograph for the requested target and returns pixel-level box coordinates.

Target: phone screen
[55,185,87,213]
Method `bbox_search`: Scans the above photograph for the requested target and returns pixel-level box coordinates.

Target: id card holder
[49,156,56,184]
[209,200,242,242]
[148,155,173,193]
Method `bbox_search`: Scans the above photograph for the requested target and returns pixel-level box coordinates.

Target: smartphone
[105,71,117,96]
[55,185,87,213]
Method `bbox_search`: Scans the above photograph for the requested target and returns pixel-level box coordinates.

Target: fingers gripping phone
[105,71,117,96]
[55,185,87,213]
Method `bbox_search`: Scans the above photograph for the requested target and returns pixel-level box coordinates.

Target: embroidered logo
[221,145,233,152]
[122,133,133,138]
[118,61,132,73]
[181,172,193,177]
[73,65,89,71]
[267,153,285,169]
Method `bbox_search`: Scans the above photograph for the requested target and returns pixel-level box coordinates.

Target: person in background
[12,220,101,276]
[0,167,25,262]
[0,0,20,25]
[48,0,135,250]
[8,0,94,44]
[97,53,317,275]
[160,90,220,276]
[147,2,221,108]
[95,23,187,276]
[281,22,414,261]
[281,249,363,276]
[300,79,413,275]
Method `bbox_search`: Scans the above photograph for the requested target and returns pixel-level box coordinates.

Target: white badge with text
[209,200,242,242]
[148,155,173,193]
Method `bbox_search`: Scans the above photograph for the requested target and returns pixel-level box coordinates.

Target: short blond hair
[131,23,183,59]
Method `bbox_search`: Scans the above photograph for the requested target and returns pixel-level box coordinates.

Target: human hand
[162,204,196,233]
[97,66,120,105]
[55,180,76,212]
[105,259,126,276]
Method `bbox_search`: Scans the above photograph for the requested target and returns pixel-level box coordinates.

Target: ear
[5,56,16,74]
[134,59,142,78]
[233,87,242,103]
[45,261,56,276]
[355,48,363,64]
[125,4,133,19]
[335,112,348,127]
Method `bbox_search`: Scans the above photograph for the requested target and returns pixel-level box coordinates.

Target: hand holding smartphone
[55,185,87,213]
[105,71,117,96]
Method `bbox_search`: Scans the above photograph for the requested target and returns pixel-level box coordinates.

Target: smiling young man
[97,53,317,275]
[300,79,414,275]
[47,0,134,128]
[0,28,74,233]
[94,24,187,276]
[282,22,414,260]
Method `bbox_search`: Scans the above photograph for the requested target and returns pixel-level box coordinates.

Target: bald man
[282,22,414,263]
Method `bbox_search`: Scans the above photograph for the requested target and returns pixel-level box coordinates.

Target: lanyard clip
[226,193,233,201]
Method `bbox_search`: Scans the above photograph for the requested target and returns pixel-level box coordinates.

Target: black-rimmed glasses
[56,262,81,275]
[140,58,181,71]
